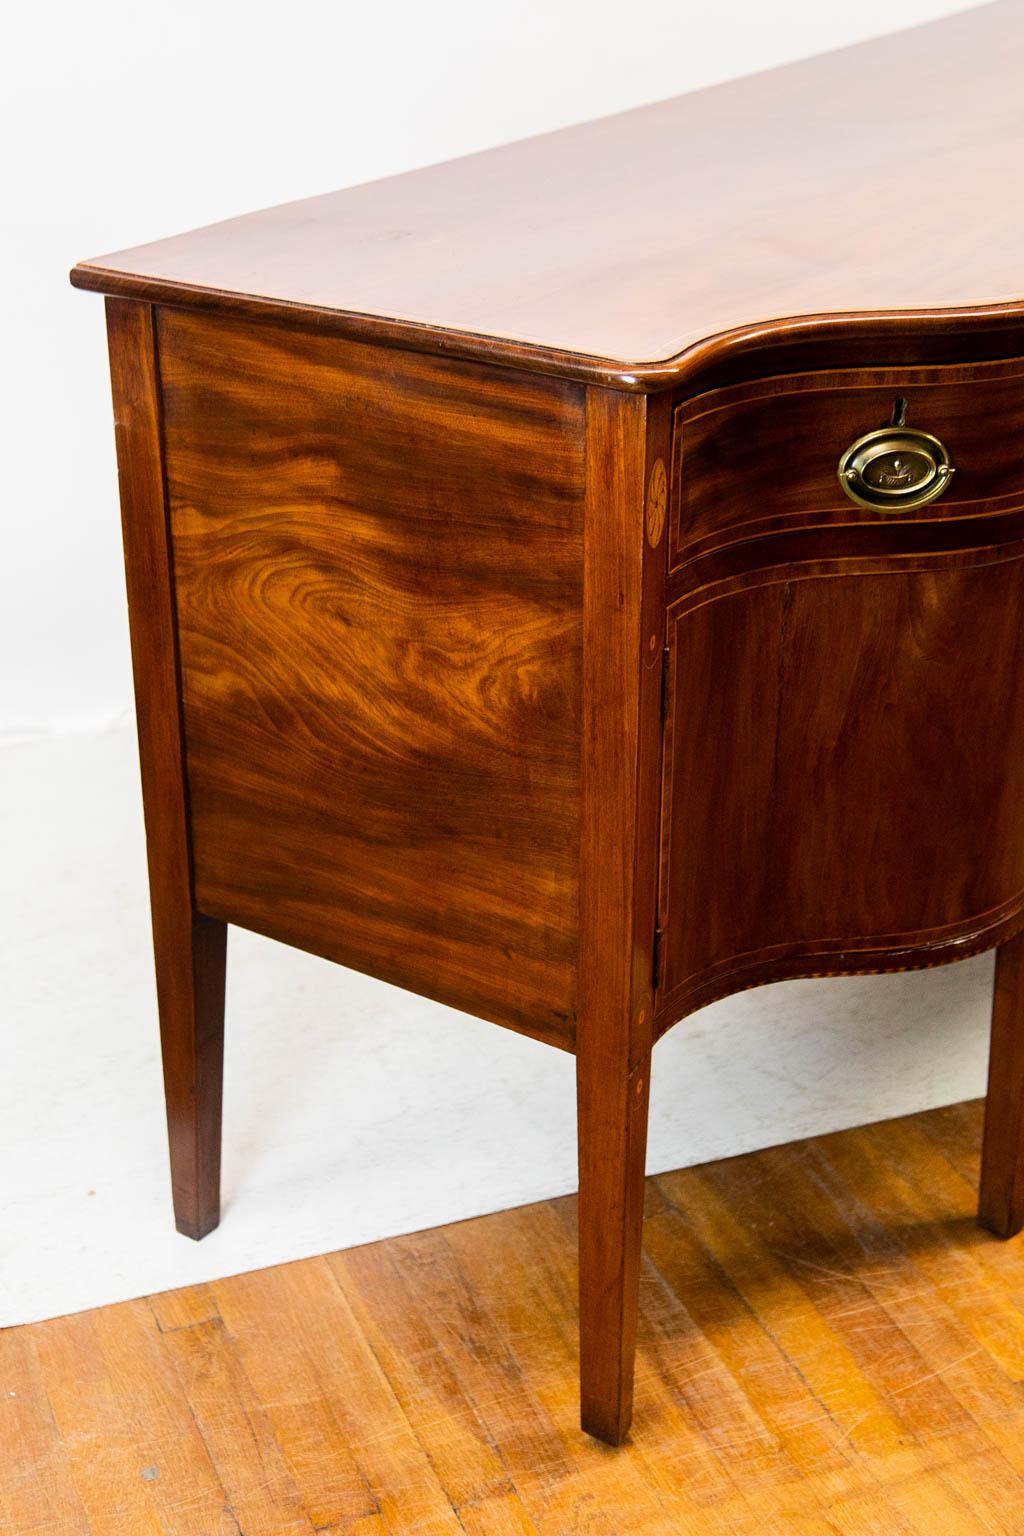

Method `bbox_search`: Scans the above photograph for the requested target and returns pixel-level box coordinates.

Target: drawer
[670,354,1024,570]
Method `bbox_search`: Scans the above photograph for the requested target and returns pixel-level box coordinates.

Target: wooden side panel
[157,309,585,1047]
[658,543,1024,1023]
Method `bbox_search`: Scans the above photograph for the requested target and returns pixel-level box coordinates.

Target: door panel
[657,541,1024,1022]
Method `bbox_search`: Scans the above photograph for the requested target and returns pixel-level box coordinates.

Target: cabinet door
[658,524,1024,1024]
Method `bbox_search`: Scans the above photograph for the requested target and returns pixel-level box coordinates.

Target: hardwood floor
[5,1100,1024,1534]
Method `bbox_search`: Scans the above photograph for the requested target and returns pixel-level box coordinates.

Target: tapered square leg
[577,1047,651,1445]
[154,911,227,1239]
[576,386,668,1441]
[106,297,227,1241]
[980,930,1024,1238]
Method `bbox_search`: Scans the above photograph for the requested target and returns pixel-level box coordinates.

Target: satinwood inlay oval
[646,458,667,548]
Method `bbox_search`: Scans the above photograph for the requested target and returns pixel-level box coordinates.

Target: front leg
[154,910,227,1240]
[576,385,667,1441]
[106,296,227,1241]
[577,1041,651,1444]
[979,929,1024,1237]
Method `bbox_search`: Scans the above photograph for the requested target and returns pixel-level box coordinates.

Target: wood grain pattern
[8,1103,1024,1534]
[671,354,1024,569]
[71,4,1024,389]
[0,1327,89,1536]
[157,308,584,1047]
[657,542,1024,1026]
[105,299,227,1241]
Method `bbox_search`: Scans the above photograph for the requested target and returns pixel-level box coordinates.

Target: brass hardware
[838,423,954,512]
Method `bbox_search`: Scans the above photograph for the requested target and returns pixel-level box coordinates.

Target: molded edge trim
[70,263,1024,395]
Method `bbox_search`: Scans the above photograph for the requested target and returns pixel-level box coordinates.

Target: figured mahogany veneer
[160,308,583,1047]
[74,1,1024,1448]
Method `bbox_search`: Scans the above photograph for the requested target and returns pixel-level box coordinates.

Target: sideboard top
[72,3,1024,390]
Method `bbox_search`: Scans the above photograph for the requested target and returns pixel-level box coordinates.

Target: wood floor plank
[209,1265,378,1530]
[754,1145,992,1448]
[635,1181,907,1531]
[549,1192,770,1532]
[657,1158,992,1535]
[8,1101,1024,1535]
[868,1115,1024,1378]
[0,1326,91,1536]
[697,1140,1018,1531]
[93,1298,235,1536]
[455,1490,541,1535]
[159,1314,318,1536]
[656,1165,908,1456]
[147,1282,221,1334]
[436,1203,705,1535]
[330,1518,391,1536]
[803,1121,1024,1492]
[31,1311,168,1536]
[332,1238,516,1511]
[334,1222,593,1536]
[916,1099,985,1189]
[240,1256,466,1536]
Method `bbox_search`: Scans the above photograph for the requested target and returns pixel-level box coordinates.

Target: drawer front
[158,308,585,1048]
[671,354,1024,570]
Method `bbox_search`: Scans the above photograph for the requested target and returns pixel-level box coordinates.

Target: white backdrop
[0,0,1000,1324]
[1,0,988,737]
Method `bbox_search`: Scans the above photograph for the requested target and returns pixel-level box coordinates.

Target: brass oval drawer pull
[838,425,955,512]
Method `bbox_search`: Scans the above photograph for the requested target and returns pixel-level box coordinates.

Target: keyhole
[891,396,908,427]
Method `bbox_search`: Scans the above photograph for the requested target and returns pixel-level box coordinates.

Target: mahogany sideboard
[72,1,1024,1444]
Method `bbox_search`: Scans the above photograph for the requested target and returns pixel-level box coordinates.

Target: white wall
[1,0,987,737]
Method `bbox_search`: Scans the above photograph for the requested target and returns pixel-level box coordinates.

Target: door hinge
[659,646,670,721]
[652,924,664,991]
